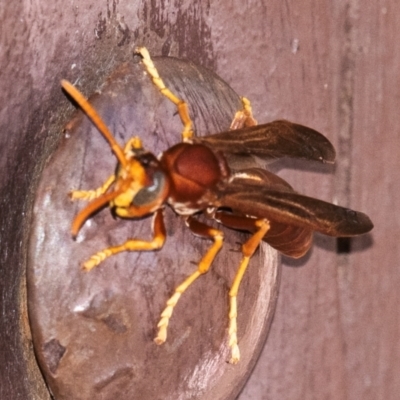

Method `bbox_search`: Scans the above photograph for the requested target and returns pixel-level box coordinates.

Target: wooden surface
[1,1,399,399]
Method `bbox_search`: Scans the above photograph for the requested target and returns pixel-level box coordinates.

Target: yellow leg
[136,47,194,142]
[70,174,115,201]
[82,209,166,271]
[154,217,224,345]
[230,97,258,130]
[228,219,270,364]
[124,136,143,152]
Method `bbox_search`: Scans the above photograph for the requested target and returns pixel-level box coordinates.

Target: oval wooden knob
[28,54,281,399]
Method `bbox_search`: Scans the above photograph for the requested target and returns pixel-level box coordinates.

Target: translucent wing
[216,169,373,237]
[194,120,336,164]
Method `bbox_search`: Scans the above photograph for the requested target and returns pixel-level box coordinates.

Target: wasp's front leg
[70,174,116,202]
[82,209,166,271]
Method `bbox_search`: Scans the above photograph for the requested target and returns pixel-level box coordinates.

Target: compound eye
[133,171,167,206]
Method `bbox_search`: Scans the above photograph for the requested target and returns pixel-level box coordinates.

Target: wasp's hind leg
[136,47,194,142]
[230,97,258,130]
[215,212,270,364]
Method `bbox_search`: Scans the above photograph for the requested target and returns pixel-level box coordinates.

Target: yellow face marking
[111,158,148,209]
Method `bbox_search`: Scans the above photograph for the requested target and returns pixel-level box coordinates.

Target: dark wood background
[1,1,398,399]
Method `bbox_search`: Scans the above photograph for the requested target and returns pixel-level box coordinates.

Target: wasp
[62,47,373,364]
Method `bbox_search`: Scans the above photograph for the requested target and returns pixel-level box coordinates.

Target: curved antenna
[61,80,127,167]
[71,189,123,237]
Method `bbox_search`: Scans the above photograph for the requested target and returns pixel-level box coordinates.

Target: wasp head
[111,137,170,218]
[61,81,171,235]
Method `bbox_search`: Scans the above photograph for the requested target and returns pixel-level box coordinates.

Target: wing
[194,120,336,164]
[215,169,373,238]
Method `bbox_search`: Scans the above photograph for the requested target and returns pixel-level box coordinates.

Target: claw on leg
[82,249,114,271]
[154,277,198,345]
[228,296,241,364]
[230,96,258,130]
